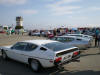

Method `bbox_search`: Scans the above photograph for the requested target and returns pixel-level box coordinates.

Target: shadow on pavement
[0,56,100,75]
[49,70,100,75]
[81,53,100,57]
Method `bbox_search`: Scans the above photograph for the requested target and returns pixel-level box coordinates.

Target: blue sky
[0,0,100,29]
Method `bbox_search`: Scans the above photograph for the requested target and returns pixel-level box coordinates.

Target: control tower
[16,16,23,26]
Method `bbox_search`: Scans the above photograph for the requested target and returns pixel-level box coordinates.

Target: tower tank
[16,16,23,26]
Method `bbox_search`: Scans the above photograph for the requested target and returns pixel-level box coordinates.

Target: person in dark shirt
[98,33,100,53]
[95,29,100,47]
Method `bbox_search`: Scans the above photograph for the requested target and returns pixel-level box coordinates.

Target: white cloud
[68,16,88,20]
[43,0,55,2]
[47,0,81,16]
[77,7,100,14]
[44,0,81,3]
[53,0,81,5]
[0,0,27,5]
[51,6,80,15]
[90,7,100,11]
[19,9,38,15]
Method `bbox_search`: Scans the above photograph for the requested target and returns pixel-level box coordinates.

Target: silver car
[52,36,91,50]
[65,34,93,41]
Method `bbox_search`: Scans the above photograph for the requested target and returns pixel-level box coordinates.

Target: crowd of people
[3,28,25,35]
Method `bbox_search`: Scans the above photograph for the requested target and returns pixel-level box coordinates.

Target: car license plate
[63,55,71,61]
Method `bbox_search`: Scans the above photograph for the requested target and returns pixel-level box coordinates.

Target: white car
[29,31,40,36]
[0,40,80,72]
[52,36,91,50]
[65,34,93,41]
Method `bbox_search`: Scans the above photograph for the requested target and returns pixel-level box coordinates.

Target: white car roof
[67,34,83,36]
[55,35,90,41]
[67,34,92,37]
[55,36,77,38]
[22,40,57,45]
[68,34,82,35]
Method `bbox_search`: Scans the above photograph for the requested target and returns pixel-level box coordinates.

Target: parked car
[0,31,6,33]
[47,33,54,39]
[64,34,93,41]
[0,40,80,72]
[83,31,95,37]
[29,31,40,36]
[51,36,91,50]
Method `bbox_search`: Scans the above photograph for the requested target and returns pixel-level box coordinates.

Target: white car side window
[40,47,47,51]
[25,43,38,51]
[56,37,64,42]
[84,36,88,37]
[65,37,74,42]
[12,42,27,50]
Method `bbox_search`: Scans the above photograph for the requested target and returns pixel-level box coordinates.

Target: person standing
[95,28,99,47]
[53,29,56,36]
[98,33,100,53]
[57,28,60,36]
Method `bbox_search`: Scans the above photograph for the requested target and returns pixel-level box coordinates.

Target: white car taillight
[55,57,62,62]
[73,51,79,56]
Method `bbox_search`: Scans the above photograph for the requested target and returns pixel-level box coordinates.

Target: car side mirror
[40,47,47,51]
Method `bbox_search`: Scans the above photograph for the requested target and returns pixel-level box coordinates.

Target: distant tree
[4,27,8,30]
[15,26,23,29]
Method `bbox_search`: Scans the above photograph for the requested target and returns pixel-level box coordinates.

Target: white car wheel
[2,51,7,59]
[31,59,40,72]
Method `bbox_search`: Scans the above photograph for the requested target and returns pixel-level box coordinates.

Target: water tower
[16,16,23,26]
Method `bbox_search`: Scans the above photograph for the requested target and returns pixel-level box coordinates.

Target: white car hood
[0,45,12,49]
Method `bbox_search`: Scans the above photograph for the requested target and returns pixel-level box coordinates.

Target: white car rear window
[44,42,73,51]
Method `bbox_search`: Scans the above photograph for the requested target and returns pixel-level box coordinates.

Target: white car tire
[30,59,41,72]
[2,51,8,60]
